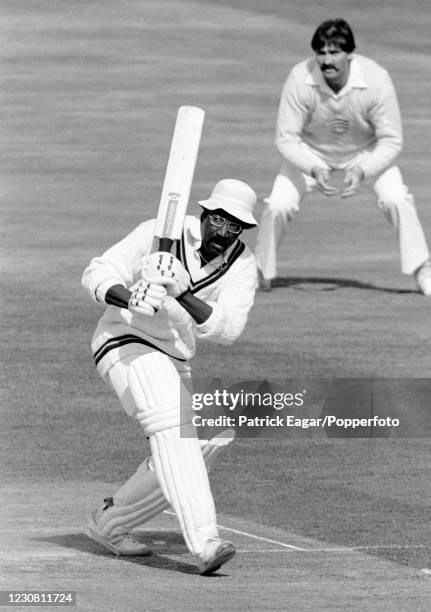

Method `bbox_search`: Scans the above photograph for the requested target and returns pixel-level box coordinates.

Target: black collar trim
[178,231,245,294]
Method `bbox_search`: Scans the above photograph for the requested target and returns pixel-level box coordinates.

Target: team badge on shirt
[329,117,350,134]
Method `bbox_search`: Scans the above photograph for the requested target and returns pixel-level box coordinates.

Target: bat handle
[158,237,174,253]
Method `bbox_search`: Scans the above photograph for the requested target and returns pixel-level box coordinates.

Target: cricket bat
[154,105,205,252]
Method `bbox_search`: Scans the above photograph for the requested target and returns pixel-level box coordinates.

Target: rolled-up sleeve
[194,254,257,345]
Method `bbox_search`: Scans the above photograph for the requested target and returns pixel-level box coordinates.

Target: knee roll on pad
[137,405,193,436]
[97,491,166,537]
[127,354,194,436]
[96,431,235,539]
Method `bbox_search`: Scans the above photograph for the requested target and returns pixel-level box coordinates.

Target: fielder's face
[315,43,352,91]
[200,209,243,257]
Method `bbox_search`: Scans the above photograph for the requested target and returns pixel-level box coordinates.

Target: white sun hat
[198,179,258,226]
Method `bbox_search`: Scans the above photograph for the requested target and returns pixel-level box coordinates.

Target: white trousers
[255,161,430,280]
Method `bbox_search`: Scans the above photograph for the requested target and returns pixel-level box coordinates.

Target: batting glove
[128,279,167,316]
[142,252,190,298]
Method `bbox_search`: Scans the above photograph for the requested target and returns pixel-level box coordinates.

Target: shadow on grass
[272,276,418,294]
[36,531,201,575]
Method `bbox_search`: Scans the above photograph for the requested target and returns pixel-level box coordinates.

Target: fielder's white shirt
[276,54,403,178]
[81,215,257,376]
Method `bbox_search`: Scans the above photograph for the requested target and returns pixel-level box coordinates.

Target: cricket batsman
[255,18,431,294]
[81,178,258,575]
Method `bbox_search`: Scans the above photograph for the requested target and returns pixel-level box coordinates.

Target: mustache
[322,64,337,71]
[210,237,229,247]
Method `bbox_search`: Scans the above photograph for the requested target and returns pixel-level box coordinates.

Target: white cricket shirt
[81,215,257,376]
[276,54,403,178]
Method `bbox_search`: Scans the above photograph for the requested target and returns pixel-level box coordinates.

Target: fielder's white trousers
[255,159,430,280]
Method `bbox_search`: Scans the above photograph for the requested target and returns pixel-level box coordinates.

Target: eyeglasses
[208,214,242,235]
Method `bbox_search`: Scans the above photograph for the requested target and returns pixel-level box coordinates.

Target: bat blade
[154,105,205,251]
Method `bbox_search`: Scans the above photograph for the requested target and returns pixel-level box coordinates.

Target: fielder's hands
[128,279,167,316]
[142,252,190,298]
[310,166,339,196]
[341,166,364,198]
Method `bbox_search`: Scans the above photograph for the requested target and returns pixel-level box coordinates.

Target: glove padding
[142,252,190,298]
[128,279,167,316]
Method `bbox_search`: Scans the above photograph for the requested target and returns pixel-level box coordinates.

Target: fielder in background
[255,18,431,294]
[81,179,258,575]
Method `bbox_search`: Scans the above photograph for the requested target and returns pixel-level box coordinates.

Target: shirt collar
[305,55,367,97]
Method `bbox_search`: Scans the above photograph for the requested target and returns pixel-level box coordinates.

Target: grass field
[2,0,431,610]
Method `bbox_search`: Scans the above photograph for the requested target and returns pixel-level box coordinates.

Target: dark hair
[311,18,356,53]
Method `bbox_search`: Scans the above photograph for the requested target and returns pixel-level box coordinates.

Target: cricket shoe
[414,260,431,296]
[257,268,272,292]
[198,537,236,575]
[86,497,152,556]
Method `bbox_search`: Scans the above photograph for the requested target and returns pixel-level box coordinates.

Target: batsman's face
[315,43,352,91]
[200,210,242,257]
